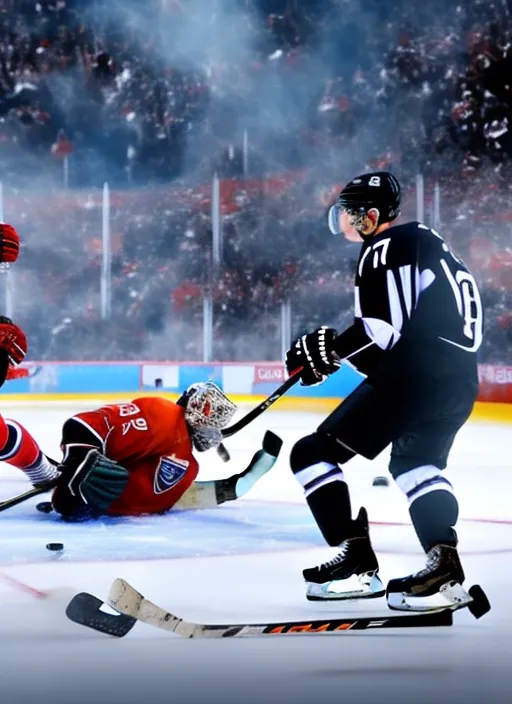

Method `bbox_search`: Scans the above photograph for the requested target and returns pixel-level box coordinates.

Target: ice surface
[0,402,510,704]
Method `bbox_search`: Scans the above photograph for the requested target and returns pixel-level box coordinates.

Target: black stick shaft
[0,480,57,513]
[222,371,301,438]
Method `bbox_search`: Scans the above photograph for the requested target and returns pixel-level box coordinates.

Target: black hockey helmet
[328,171,401,236]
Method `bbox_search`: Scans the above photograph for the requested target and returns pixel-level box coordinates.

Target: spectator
[0,0,507,364]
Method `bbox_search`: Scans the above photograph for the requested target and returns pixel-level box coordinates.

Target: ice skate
[303,508,385,601]
[386,544,490,618]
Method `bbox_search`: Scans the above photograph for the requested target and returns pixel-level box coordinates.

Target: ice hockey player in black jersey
[285,171,484,613]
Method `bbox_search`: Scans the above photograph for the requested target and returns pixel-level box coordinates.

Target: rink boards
[0,360,510,422]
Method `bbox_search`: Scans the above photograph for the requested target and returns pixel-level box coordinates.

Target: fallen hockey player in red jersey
[0,223,61,488]
[37,382,282,519]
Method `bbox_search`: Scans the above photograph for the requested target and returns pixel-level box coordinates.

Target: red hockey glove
[0,318,27,364]
[5,366,29,380]
[0,224,20,265]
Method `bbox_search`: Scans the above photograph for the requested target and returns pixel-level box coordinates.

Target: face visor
[328,203,345,235]
[180,382,237,453]
[328,203,365,235]
[329,202,383,238]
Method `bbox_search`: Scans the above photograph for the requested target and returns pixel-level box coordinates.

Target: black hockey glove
[285,327,341,386]
[52,448,129,519]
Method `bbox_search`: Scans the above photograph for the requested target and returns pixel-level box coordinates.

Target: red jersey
[71,397,199,516]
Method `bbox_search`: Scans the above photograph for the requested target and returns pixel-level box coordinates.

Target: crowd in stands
[0,0,510,364]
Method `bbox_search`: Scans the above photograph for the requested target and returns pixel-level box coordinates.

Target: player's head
[177,382,237,452]
[328,172,401,238]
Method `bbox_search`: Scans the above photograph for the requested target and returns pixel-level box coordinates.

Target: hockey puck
[372,476,390,487]
[46,542,64,551]
[36,501,53,514]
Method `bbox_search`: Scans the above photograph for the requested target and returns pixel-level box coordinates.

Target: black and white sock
[395,465,458,551]
[294,462,353,546]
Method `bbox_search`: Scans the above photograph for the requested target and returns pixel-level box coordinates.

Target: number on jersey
[440,260,483,351]
[122,418,149,436]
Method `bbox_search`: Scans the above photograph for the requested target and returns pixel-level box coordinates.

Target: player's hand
[285,327,341,386]
[0,317,27,365]
[5,366,29,380]
[52,448,129,518]
[0,224,20,265]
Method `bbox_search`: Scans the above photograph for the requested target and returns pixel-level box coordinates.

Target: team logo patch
[154,455,189,495]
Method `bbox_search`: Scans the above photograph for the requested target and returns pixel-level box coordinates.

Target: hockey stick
[216,368,301,460]
[65,578,453,639]
[66,592,136,637]
[221,370,302,439]
[174,430,282,510]
[223,341,375,439]
[0,479,57,513]
[0,371,297,510]
[0,370,297,511]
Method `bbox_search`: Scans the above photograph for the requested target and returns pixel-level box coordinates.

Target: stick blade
[66,592,136,637]
[262,430,283,457]
[108,578,188,636]
[108,577,144,615]
[467,584,491,619]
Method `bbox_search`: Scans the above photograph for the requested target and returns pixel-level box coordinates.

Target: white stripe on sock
[394,464,454,505]
[295,462,343,489]
[24,457,59,486]
[304,475,345,498]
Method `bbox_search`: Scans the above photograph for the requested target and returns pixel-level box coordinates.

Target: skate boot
[303,507,385,601]
[386,544,475,613]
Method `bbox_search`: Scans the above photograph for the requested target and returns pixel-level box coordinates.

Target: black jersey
[334,221,483,382]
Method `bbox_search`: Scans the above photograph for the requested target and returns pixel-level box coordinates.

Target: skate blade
[387,581,475,614]
[306,572,385,602]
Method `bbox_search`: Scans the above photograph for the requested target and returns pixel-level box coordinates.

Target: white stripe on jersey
[386,270,403,331]
[361,316,401,350]
[354,286,362,318]
[398,265,413,318]
[364,263,421,349]
[419,268,435,293]
[415,266,421,304]
[385,264,416,332]
[71,416,107,452]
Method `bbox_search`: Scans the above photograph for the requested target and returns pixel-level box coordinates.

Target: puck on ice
[372,476,390,487]
[46,542,64,551]
[37,501,53,513]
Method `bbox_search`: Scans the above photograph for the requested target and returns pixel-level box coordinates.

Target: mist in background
[0,0,510,362]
